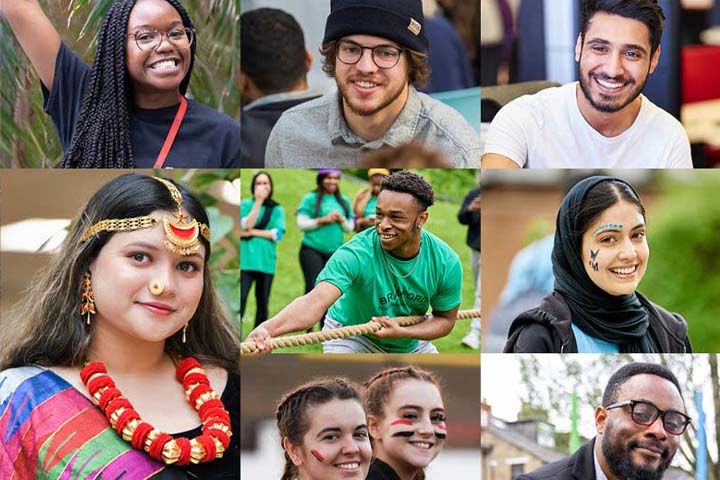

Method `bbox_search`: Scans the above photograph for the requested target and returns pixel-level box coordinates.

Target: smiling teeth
[610,265,637,274]
[380,234,394,239]
[596,78,624,89]
[356,81,377,88]
[151,60,177,70]
[411,442,432,449]
[336,463,359,470]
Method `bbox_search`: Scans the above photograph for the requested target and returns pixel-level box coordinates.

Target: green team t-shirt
[240,198,286,274]
[363,195,378,218]
[317,228,462,353]
[298,191,353,254]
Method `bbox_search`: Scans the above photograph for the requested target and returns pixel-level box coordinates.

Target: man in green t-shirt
[245,171,462,353]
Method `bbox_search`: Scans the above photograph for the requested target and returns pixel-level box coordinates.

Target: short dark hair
[320,41,431,87]
[602,362,683,406]
[575,178,645,244]
[240,8,307,93]
[580,0,665,55]
[380,170,435,211]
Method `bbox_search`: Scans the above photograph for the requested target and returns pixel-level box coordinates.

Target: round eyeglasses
[129,27,195,52]
[336,40,405,69]
[606,399,691,435]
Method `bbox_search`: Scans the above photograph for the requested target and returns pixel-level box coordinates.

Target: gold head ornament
[80,177,210,255]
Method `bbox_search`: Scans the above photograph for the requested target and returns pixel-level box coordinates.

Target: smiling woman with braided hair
[1,0,240,167]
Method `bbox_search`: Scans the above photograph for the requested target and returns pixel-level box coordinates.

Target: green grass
[240,169,478,353]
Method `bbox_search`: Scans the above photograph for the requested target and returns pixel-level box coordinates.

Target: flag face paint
[310,449,325,462]
[390,418,415,437]
[434,421,447,439]
[389,419,414,427]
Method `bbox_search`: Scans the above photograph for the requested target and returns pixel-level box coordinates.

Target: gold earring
[182,323,188,344]
[80,272,96,325]
[150,280,165,296]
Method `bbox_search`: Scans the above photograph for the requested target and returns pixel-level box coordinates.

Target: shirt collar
[328,85,421,148]
[594,445,609,480]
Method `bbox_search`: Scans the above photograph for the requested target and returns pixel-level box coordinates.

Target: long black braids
[61,0,196,168]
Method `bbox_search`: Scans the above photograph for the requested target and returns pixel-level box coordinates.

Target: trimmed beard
[338,77,407,117]
[601,423,674,480]
[577,52,650,114]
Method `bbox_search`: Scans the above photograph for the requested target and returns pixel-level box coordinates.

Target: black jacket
[366,458,402,480]
[457,187,480,251]
[240,93,321,167]
[504,291,692,353]
[517,438,597,480]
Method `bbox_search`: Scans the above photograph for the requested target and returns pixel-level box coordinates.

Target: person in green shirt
[297,169,355,330]
[353,168,389,232]
[246,171,462,354]
[241,171,286,329]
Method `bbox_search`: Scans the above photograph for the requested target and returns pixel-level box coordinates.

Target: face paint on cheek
[310,449,325,462]
[589,249,599,272]
[434,422,447,439]
[390,419,414,427]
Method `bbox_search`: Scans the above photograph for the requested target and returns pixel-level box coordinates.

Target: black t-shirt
[42,42,240,168]
[165,370,240,479]
[366,458,402,480]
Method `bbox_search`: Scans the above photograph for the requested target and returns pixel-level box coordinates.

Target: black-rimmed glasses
[336,40,405,69]
[129,27,195,51]
[606,400,691,435]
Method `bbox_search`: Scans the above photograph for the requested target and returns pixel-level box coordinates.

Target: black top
[457,187,480,251]
[164,370,240,479]
[42,42,240,168]
[366,458,402,480]
[240,93,321,167]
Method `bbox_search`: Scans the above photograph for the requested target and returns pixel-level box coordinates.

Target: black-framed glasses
[129,27,195,51]
[606,400,691,435]
[335,40,405,69]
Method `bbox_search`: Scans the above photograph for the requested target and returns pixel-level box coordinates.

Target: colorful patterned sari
[0,366,188,479]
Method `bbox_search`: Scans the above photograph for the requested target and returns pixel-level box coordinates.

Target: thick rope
[240,309,481,354]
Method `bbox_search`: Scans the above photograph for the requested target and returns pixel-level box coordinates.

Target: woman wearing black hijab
[504,176,691,353]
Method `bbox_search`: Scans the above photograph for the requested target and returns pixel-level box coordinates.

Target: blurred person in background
[353,168,390,232]
[241,171,286,330]
[241,8,322,167]
[457,186,481,349]
[360,142,451,168]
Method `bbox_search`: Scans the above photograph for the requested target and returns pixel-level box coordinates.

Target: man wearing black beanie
[265,0,480,168]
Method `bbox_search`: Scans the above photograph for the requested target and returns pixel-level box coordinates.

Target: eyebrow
[316,425,367,437]
[586,38,648,56]
[132,21,184,30]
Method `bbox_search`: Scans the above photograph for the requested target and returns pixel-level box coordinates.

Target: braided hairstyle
[275,378,363,480]
[61,0,196,168]
[364,366,444,480]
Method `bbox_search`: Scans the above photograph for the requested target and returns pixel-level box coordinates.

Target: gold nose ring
[150,280,165,296]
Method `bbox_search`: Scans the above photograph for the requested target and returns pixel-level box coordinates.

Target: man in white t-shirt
[482,0,693,169]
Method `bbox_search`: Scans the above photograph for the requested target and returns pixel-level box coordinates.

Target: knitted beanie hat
[323,0,429,53]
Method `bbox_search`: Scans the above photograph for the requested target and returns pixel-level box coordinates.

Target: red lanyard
[153,95,188,168]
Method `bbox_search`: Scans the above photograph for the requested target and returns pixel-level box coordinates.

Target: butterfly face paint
[581,201,649,296]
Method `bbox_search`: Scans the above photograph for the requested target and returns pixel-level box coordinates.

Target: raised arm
[1,0,61,90]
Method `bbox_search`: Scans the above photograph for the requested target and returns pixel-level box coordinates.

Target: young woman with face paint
[504,176,691,353]
[275,378,372,480]
[364,367,446,480]
[1,0,240,167]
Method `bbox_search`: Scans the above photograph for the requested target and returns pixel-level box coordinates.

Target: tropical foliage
[0,0,239,167]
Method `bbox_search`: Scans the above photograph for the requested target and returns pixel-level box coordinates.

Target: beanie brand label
[408,18,422,36]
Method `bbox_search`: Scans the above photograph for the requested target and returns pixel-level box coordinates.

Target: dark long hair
[575,179,646,243]
[314,171,350,218]
[0,173,239,371]
[61,0,196,167]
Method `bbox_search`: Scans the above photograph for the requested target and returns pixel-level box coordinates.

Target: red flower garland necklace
[80,357,232,465]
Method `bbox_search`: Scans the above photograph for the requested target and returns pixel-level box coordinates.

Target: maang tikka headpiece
[80,177,210,255]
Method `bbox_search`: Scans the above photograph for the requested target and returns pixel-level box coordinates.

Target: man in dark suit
[519,362,689,480]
